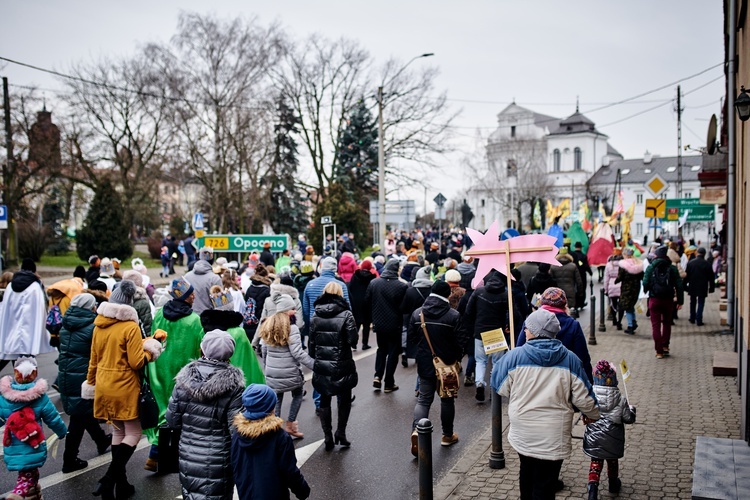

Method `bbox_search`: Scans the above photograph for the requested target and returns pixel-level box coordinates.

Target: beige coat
[86,302,147,422]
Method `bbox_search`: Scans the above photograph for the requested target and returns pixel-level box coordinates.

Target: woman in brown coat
[83,280,163,500]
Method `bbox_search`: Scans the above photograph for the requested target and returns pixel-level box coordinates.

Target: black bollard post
[589,289,598,345]
[489,390,505,469]
[598,287,607,332]
[417,418,434,500]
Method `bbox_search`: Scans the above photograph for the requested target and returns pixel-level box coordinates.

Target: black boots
[319,408,334,451]
[334,402,352,447]
[93,443,136,500]
[587,483,598,500]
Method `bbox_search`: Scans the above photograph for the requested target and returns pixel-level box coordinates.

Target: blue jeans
[474,339,506,388]
[690,295,706,323]
[465,353,476,378]
[625,310,636,327]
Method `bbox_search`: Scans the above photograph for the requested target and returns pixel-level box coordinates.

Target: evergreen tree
[76,181,133,260]
[43,188,69,256]
[266,98,309,237]
[308,182,369,254]
[335,99,379,196]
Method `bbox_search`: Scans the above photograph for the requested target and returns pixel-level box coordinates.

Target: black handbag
[139,371,159,430]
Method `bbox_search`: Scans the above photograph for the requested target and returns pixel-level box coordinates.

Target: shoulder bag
[420,311,460,398]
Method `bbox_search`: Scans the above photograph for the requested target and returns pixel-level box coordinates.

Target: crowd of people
[0,225,723,499]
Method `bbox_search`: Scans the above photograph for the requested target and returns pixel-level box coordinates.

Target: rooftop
[588,154,703,185]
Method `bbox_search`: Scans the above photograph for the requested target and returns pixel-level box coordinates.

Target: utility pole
[676,85,683,199]
[2,77,15,265]
[377,86,386,248]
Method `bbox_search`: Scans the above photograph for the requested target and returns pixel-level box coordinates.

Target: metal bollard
[598,287,607,332]
[417,418,433,500]
[589,290,597,345]
[489,391,505,469]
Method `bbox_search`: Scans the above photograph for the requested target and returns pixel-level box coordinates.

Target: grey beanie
[109,280,136,306]
[70,292,97,311]
[273,293,296,314]
[415,266,432,282]
[525,308,560,339]
[321,257,338,272]
[201,329,236,361]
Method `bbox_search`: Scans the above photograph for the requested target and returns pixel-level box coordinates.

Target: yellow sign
[619,359,631,382]
[644,173,668,197]
[204,237,230,250]
[645,199,666,219]
[194,230,205,239]
[481,328,508,354]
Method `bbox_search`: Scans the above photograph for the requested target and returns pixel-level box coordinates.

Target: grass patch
[38,250,162,270]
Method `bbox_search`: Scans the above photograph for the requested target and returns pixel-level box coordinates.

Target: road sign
[194,229,205,239]
[320,216,332,224]
[648,218,663,229]
[700,188,727,205]
[644,174,668,197]
[368,200,416,227]
[645,198,666,219]
[196,234,290,253]
[192,212,204,231]
[433,193,447,207]
[0,205,7,230]
[435,205,446,220]
[665,198,715,222]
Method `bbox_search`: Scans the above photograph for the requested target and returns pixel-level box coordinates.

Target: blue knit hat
[241,384,277,420]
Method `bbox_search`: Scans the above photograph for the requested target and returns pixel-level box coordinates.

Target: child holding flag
[582,360,637,500]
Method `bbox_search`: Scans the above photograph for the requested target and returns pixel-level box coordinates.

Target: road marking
[1,437,150,497]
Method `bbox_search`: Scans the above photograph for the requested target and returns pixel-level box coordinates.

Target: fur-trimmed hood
[556,253,574,265]
[0,376,48,403]
[269,283,299,301]
[174,358,245,403]
[619,258,644,275]
[96,301,139,322]
[233,413,284,441]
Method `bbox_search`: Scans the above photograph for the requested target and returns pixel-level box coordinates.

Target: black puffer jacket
[166,358,245,500]
[57,306,97,416]
[365,260,407,334]
[464,271,509,341]
[407,295,465,380]
[308,293,358,396]
[244,279,271,337]
[347,269,376,325]
[525,272,558,302]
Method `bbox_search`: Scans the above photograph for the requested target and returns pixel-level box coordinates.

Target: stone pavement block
[712,351,738,376]
[434,295,742,500]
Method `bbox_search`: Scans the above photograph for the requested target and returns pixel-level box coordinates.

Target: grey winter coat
[583,385,636,460]
[184,260,222,315]
[166,358,245,500]
[261,325,314,393]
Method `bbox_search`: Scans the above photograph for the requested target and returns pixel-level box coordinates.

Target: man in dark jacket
[407,281,465,455]
[525,263,558,304]
[259,242,276,268]
[401,266,434,364]
[366,259,408,392]
[684,247,715,326]
[643,246,684,358]
[571,242,592,310]
[347,261,377,350]
[463,270,509,402]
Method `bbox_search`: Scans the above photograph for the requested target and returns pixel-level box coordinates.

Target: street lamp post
[377,53,434,247]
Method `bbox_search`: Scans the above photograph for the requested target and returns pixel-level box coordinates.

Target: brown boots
[285,420,304,439]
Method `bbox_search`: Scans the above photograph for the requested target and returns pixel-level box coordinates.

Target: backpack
[46,304,63,346]
[243,297,259,326]
[650,263,674,298]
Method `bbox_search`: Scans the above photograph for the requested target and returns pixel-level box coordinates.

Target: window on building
[507,193,512,206]
[481,199,486,207]
[636,193,644,204]
[684,192,692,198]
[507,159,517,177]
[553,149,561,172]
[510,125,516,138]
[636,223,643,235]
[574,147,582,170]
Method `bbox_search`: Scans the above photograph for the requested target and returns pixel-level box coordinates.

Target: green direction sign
[665,199,715,222]
[196,234,290,253]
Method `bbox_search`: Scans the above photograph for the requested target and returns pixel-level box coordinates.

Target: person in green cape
[143,277,205,472]
[201,285,265,386]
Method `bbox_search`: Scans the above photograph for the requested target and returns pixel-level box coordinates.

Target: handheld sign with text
[619,358,631,403]
[480,329,508,354]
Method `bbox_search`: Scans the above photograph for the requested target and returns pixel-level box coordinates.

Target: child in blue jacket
[1,357,68,499]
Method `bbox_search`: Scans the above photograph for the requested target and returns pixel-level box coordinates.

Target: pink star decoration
[465,220,562,289]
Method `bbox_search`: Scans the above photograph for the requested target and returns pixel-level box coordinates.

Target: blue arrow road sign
[192,212,204,231]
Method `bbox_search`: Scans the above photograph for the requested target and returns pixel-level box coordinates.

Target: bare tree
[147,12,285,233]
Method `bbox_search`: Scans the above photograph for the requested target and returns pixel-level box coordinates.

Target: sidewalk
[435,295,740,499]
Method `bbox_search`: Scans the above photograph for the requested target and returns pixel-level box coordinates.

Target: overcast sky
[2,1,724,211]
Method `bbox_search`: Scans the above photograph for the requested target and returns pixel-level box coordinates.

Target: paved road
[0,285,601,499]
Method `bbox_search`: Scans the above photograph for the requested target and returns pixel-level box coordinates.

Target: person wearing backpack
[244,263,272,345]
[643,246,683,359]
